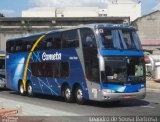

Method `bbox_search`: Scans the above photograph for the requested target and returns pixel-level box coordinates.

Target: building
[22,7,99,18]
[0,13,4,17]
[22,0,141,21]
[58,7,99,17]
[22,7,56,17]
[132,10,160,54]
[107,0,141,21]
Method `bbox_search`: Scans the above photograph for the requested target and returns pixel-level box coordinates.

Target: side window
[62,30,79,48]
[22,41,33,52]
[35,40,46,51]
[80,28,97,48]
[15,40,23,52]
[46,32,61,50]
[30,62,69,78]
[32,35,46,51]
[59,62,69,78]
[31,62,54,77]
[51,62,59,77]
[6,41,15,53]
[85,60,100,82]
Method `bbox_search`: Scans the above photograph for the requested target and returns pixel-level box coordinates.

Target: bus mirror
[99,55,105,71]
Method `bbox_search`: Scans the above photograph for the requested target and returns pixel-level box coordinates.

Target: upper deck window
[61,29,79,48]
[80,28,97,48]
[45,32,61,49]
[99,28,142,50]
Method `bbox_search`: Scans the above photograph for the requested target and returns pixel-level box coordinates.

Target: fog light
[104,96,111,100]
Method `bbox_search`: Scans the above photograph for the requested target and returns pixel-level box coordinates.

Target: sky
[0,0,160,17]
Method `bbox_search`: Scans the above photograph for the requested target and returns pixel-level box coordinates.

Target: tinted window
[46,32,61,49]
[59,62,70,78]
[100,29,114,49]
[0,59,5,69]
[35,39,46,51]
[99,28,142,50]
[31,62,69,78]
[15,40,23,52]
[0,58,5,78]
[22,41,33,52]
[6,41,15,53]
[80,28,97,48]
[85,60,100,82]
[122,30,135,49]
[61,30,79,48]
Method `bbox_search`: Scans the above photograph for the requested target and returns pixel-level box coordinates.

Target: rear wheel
[18,82,26,96]
[75,86,85,105]
[64,86,75,103]
[112,100,121,104]
[27,82,34,97]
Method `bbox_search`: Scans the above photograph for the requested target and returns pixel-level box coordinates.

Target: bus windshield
[99,28,142,50]
[102,57,145,84]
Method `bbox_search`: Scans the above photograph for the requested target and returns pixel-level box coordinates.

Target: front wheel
[75,86,85,105]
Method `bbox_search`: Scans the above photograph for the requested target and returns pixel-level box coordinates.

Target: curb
[147,88,160,93]
[0,101,22,116]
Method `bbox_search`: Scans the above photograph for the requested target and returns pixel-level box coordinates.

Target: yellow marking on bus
[23,34,46,91]
[0,54,5,56]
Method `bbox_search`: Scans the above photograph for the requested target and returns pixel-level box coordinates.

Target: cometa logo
[42,52,62,61]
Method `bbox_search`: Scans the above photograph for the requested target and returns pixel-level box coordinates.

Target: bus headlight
[102,89,115,95]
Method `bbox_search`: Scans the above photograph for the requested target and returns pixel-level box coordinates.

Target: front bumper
[101,90,146,101]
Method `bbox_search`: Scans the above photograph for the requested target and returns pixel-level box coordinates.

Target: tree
[0,13,4,17]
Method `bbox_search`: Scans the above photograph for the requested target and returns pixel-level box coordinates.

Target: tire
[113,100,121,104]
[27,82,34,97]
[64,86,75,103]
[75,86,85,105]
[18,82,26,96]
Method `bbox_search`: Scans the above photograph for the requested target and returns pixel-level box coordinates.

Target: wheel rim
[20,84,24,94]
[28,85,32,95]
[77,89,83,100]
[65,88,71,99]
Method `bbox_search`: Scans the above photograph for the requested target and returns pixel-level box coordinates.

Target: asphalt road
[0,88,160,116]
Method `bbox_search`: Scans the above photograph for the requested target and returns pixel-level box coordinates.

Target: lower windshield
[105,58,126,83]
[127,57,145,82]
[102,57,145,84]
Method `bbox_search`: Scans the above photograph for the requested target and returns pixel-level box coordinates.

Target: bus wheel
[27,82,34,97]
[75,86,85,105]
[64,86,74,103]
[19,82,25,96]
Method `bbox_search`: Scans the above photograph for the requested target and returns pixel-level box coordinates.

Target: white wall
[107,0,141,21]
[61,7,99,17]
[22,7,56,17]
[22,0,141,21]
[99,9,108,17]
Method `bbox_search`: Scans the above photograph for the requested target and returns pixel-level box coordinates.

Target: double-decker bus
[6,24,146,104]
[0,51,5,88]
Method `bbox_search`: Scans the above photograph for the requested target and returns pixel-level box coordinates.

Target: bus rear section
[0,51,5,88]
